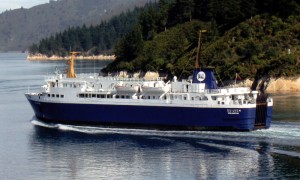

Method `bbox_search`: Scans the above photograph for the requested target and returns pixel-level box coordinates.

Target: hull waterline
[27,98,272,131]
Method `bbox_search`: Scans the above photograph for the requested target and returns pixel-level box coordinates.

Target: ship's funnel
[192,68,218,89]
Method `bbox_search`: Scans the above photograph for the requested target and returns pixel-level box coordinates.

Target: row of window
[43,93,238,103]
[62,83,84,88]
[78,93,163,100]
[79,93,167,99]
[47,94,64,98]
[76,93,209,101]
[78,94,114,99]
[50,82,83,89]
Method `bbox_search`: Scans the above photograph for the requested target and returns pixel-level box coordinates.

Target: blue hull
[27,99,272,131]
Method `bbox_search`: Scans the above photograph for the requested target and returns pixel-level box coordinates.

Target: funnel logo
[197,71,206,82]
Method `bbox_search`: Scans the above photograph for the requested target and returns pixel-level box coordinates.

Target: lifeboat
[115,82,140,94]
[142,81,170,94]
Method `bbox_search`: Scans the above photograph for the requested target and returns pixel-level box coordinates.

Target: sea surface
[0,53,300,180]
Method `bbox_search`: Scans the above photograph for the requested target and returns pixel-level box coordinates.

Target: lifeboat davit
[115,82,140,94]
[142,81,170,94]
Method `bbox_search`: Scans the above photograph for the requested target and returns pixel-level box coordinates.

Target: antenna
[195,30,207,69]
[94,58,95,75]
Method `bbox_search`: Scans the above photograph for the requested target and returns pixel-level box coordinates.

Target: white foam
[31,120,300,146]
[271,149,300,158]
[31,119,58,128]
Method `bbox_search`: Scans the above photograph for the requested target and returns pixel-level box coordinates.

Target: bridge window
[202,96,208,100]
[170,95,174,100]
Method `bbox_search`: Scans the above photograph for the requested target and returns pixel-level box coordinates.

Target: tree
[114,25,144,62]
[206,0,257,32]
[157,0,173,32]
[29,6,144,56]
[168,0,194,25]
[193,0,209,21]
[139,4,158,40]
[29,43,39,54]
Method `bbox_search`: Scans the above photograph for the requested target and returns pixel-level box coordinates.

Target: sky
[0,0,49,13]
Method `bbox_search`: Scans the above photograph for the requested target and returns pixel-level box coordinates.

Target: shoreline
[27,54,116,60]
[265,76,300,93]
[26,54,300,93]
[233,76,300,93]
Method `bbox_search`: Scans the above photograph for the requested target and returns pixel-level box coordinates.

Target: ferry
[25,31,273,131]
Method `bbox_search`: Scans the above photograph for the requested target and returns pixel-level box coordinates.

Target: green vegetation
[0,0,152,51]
[29,7,143,57]
[204,15,300,80]
[30,0,300,81]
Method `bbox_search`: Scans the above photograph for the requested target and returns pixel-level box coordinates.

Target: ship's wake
[31,119,300,146]
[31,118,300,161]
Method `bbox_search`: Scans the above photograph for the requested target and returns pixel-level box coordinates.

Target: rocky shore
[233,76,300,93]
[27,54,116,60]
[261,77,300,93]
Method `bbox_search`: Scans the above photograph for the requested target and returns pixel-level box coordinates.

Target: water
[1,53,300,179]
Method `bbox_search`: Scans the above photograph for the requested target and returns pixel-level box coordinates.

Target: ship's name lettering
[227,109,241,115]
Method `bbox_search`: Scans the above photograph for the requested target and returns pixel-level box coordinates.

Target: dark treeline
[136,0,299,40]
[29,7,144,57]
[30,0,300,80]
[103,0,300,80]
[30,0,299,57]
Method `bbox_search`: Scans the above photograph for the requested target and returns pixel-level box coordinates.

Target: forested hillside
[203,15,300,80]
[30,0,300,80]
[103,0,300,81]
[0,0,152,51]
[29,7,143,57]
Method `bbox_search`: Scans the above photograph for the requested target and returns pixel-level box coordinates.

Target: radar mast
[195,30,207,69]
[66,52,80,78]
